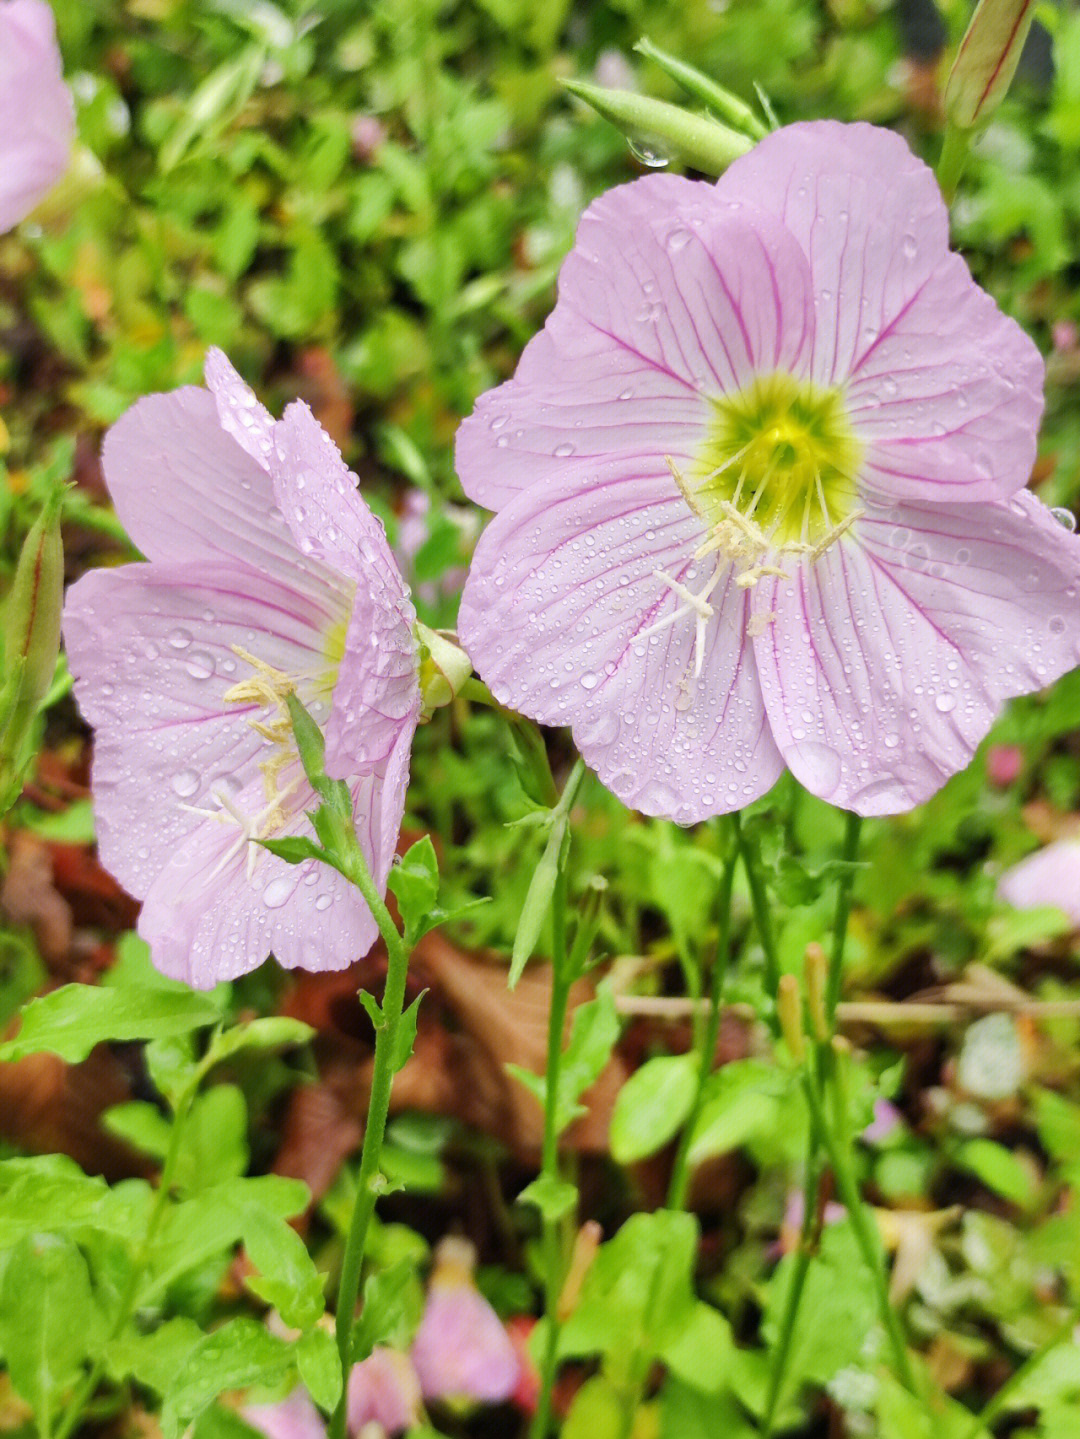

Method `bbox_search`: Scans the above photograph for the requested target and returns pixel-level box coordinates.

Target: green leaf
[688,1060,789,1165]
[660,1303,732,1394]
[394,992,426,1072]
[0,1233,101,1427]
[660,1379,757,1438]
[516,1174,578,1222]
[107,1317,204,1394]
[387,836,439,938]
[160,1318,295,1439]
[103,1101,172,1161]
[559,1211,700,1374]
[237,1197,326,1331]
[955,1138,1037,1208]
[562,1374,625,1439]
[200,1017,315,1073]
[296,1327,341,1414]
[509,823,561,987]
[0,983,221,1062]
[609,1054,698,1164]
[258,836,325,866]
[159,47,266,171]
[351,1256,424,1362]
[554,984,620,1135]
[0,1156,151,1245]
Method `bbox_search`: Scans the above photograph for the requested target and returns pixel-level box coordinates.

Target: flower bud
[804,941,830,1043]
[411,1237,521,1406]
[415,622,472,721]
[0,490,64,810]
[347,1347,422,1435]
[562,78,753,177]
[777,974,805,1063]
[944,0,1036,130]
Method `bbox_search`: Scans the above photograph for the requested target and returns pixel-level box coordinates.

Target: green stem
[530,867,574,1439]
[762,1143,824,1436]
[668,817,738,1210]
[801,1066,917,1392]
[735,817,780,1033]
[328,845,412,1439]
[825,812,862,1024]
[53,1081,198,1439]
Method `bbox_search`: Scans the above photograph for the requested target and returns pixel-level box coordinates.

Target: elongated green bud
[944,0,1036,130]
[778,974,806,1063]
[562,78,754,176]
[0,490,65,812]
[633,38,767,140]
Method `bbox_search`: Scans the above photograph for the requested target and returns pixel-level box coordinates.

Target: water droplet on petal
[315,893,333,911]
[554,442,576,457]
[185,651,214,680]
[935,693,956,713]
[171,769,199,798]
[168,628,192,650]
[901,233,918,260]
[1051,506,1077,532]
[263,877,293,909]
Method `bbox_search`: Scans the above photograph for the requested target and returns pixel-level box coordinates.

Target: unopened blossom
[997,838,1080,925]
[0,0,75,233]
[63,350,421,986]
[457,122,1080,820]
[347,1348,422,1435]
[411,1238,521,1405]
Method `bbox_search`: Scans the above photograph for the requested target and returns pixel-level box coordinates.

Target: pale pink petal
[715,121,948,386]
[458,455,783,823]
[347,1349,421,1435]
[752,490,1080,814]
[100,388,344,610]
[997,839,1080,925]
[411,1284,520,1405]
[205,347,276,468]
[846,252,1043,503]
[0,0,74,234]
[138,766,379,987]
[63,561,342,900]
[243,1388,325,1439]
[267,401,420,779]
[456,185,814,509]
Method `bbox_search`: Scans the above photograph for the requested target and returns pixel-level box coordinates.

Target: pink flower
[410,1239,521,1405]
[997,838,1080,926]
[244,1389,326,1439]
[63,351,421,987]
[457,122,1080,820]
[0,0,75,233]
[985,743,1024,787]
[347,1348,421,1435]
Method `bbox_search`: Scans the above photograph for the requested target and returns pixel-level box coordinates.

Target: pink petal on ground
[138,766,380,987]
[268,400,420,779]
[347,1349,421,1435]
[100,388,344,608]
[0,0,74,234]
[997,839,1080,926]
[751,489,1080,814]
[63,560,342,900]
[715,121,948,387]
[411,1284,520,1405]
[456,186,814,509]
[458,455,783,823]
[846,251,1044,504]
[205,347,276,467]
[243,1389,325,1439]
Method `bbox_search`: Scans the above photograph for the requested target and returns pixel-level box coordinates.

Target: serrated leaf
[160,1318,295,1439]
[201,1017,315,1073]
[387,836,439,939]
[0,983,221,1062]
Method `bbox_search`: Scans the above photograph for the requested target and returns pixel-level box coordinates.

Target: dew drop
[185,651,214,680]
[792,741,842,797]
[168,627,192,650]
[262,877,293,909]
[554,442,576,457]
[315,893,333,911]
[171,769,199,798]
[627,135,670,168]
[1051,506,1077,532]
[901,233,918,260]
[666,227,691,252]
[935,693,956,713]
[580,672,599,690]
